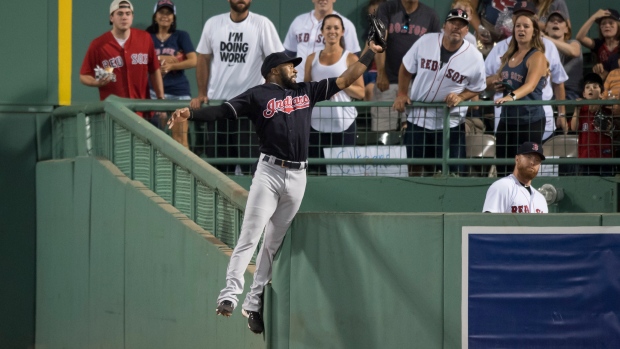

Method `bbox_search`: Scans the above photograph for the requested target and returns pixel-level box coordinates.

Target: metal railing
[51,97,620,246]
[53,97,247,250]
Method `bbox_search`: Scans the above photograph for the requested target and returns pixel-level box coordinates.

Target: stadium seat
[466,134,496,177]
[542,135,578,158]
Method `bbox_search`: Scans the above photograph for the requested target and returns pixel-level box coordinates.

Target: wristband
[359,50,376,69]
[509,92,516,101]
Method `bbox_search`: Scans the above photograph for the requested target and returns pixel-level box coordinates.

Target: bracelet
[509,92,516,101]
[558,113,566,117]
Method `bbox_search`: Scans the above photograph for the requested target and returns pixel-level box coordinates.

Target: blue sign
[462,227,620,349]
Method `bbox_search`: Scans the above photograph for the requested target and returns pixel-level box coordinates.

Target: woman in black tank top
[489,12,549,176]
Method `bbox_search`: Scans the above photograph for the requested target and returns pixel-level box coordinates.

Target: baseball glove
[367,14,387,51]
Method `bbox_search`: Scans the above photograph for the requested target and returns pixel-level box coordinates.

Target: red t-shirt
[577,105,613,158]
[80,28,160,101]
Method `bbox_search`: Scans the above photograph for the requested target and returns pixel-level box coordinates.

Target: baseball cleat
[216,300,234,317]
[242,309,264,334]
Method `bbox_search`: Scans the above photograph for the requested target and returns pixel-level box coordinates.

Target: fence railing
[52,97,247,250]
[52,97,620,246]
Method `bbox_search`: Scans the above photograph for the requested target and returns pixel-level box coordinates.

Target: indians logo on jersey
[263,95,310,118]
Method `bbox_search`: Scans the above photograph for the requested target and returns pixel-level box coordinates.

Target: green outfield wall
[35,156,620,348]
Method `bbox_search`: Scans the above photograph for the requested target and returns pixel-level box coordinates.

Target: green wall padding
[36,157,264,348]
[0,114,41,348]
[272,213,445,349]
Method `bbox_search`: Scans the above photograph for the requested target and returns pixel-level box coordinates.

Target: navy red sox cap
[154,0,176,14]
[445,9,470,23]
[595,8,620,24]
[261,52,302,79]
[517,142,545,160]
[512,1,537,16]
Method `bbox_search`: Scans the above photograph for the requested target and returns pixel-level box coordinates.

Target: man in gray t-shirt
[371,0,440,131]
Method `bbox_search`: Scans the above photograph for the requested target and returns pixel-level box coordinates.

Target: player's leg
[242,167,307,312]
[216,158,283,310]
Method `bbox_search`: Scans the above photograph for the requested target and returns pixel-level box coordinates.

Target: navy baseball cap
[512,1,537,16]
[580,72,604,90]
[517,142,545,160]
[595,8,620,24]
[261,52,302,79]
[154,0,176,14]
[445,8,470,23]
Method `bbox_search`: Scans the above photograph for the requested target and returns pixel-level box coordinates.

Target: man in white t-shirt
[191,0,283,173]
[483,141,549,213]
[283,0,361,82]
[484,2,568,142]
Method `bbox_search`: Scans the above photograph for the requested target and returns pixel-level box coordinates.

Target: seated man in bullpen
[483,142,549,213]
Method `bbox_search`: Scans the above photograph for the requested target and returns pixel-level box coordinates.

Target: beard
[281,72,299,90]
[229,0,251,14]
[515,161,539,182]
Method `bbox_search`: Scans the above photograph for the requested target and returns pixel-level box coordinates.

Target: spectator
[80,0,164,107]
[146,0,196,148]
[531,0,570,27]
[570,73,614,176]
[482,142,548,213]
[469,0,516,44]
[393,9,486,177]
[304,14,365,175]
[485,1,567,148]
[191,0,283,174]
[362,0,386,101]
[576,8,620,80]
[542,10,582,100]
[283,0,361,83]
[490,10,549,176]
[603,56,620,115]
[445,0,477,45]
[373,0,441,132]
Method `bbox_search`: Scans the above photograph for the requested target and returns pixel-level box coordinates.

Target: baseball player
[393,9,487,176]
[168,35,385,334]
[283,0,361,82]
[80,0,164,102]
[191,0,283,173]
[484,1,569,141]
[483,142,549,213]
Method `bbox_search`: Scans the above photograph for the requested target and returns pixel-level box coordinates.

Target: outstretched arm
[336,42,384,90]
[168,104,235,129]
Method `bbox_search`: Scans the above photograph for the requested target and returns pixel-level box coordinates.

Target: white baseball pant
[217,153,307,312]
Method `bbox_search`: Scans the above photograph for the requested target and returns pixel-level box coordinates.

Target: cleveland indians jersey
[402,33,486,130]
[483,174,549,213]
[196,12,284,100]
[221,78,341,162]
[81,29,159,101]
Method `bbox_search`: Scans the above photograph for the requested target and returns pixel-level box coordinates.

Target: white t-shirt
[283,10,361,82]
[309,50,357,132]
[483,174,549,213]
[196,12,284,100]
[402,33,486,130]
[484,37,568,134]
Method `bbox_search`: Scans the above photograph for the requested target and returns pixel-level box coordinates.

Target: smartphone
[496,81,514,92]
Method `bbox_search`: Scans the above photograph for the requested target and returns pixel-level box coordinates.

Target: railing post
[442,105,450,175]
